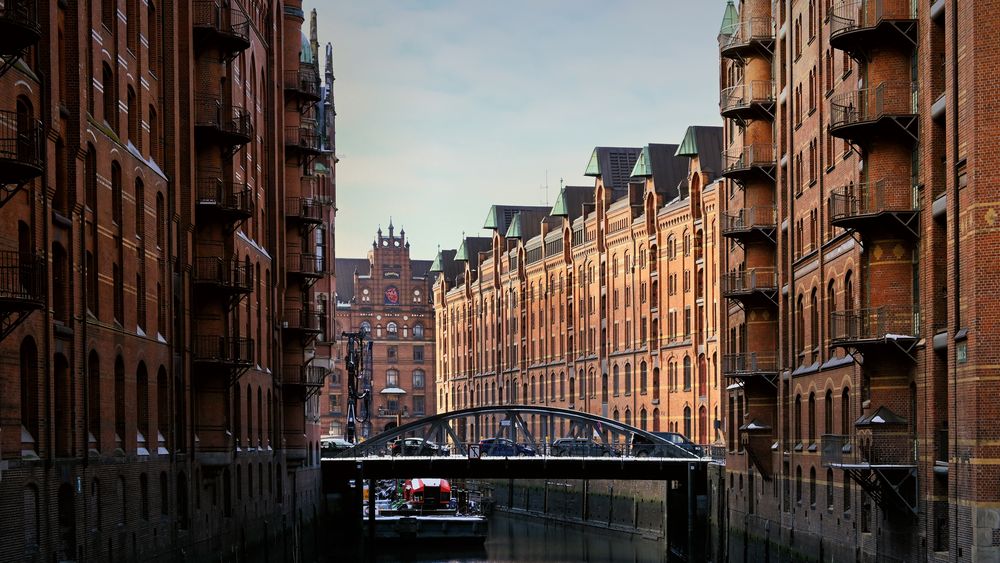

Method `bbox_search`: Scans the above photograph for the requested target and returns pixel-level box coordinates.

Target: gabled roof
[583,147,643,192]
[632,143,689,201]
[550,185,594,221]
[674,126,724,181]
[429,249,461,286]
[855,406,908,427]
[484,205,550,235]
[505,209,551,241]
[720,1,739,35]
[455,236,492,263]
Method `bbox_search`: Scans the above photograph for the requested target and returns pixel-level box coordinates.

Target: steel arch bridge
[338,405,702,461]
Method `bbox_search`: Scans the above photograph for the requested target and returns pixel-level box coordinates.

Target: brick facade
[0,2,335,561]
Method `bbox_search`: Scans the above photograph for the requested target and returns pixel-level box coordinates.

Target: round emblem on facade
[384,285,400,305]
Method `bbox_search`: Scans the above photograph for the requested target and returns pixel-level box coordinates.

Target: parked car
[630,432,703,457]
[320,437,354,458]
[478,437,535,457]
[390,437,450,456]
[551,437,615,457]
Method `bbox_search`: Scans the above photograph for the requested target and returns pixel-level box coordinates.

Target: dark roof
[429,249,461,287]
[483,205,550,235]
[855,406,908,427]
[584,146,643,193]
[334,257,433,304]
[675,126,724,182]
[505,209,551,240]
[550,186,594,221]
[632,143,689,201]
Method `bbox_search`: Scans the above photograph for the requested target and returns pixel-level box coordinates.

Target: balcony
[284,64,321,104]
[721,143,776,185]
[829,82,918,146]
[192,257,253,294]
[830,305,919,357]
[721,205,777,244]
[281,363,327,388]
[722,352,779,388]
[285,197,324,225]
[192,335,254,368]
[287,253,324,280]
[284,125,322,156]
[829,179,918,239]
[738,421,773,478]
[192,0,251,57]
[719,17,774,61]
[720,80,775,122]
[282,307,323,337]
[194,97,253,149]
[829,0,916,59]
[721,268,778,306]
[195,171,254,221]
[0,0,40,62]
[0,110,44,189]
[0,250,44,340]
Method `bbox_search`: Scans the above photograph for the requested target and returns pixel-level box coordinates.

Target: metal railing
[830,305,920,343]
[722,352,779,377]
[283,64,320,98]
[719,17,775,52]
[285,197,323,222]
[192,257,253,291]
[0,0,40,37]
[192,335,254,365]
[720,80,775,113]
[194,97,253,141]
[829,81,917,129]
[710,444,727,464]
[821,432,916,467]
[287,253,324,276]
[722,205,777,235]
[192,0,250,44]
[282,364,327,387]
[830,0,916,39]
[284,126,321,152]
[721,268,778,296]
[283,307,322,332]
[0,110,44,171]
[195,172,254,216]
[722,143,776,175]
[829,179,915,221]
[0,250,45,304]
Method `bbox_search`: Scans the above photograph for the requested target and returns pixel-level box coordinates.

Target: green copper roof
[550,187,570,217]
[429,251,445,273]
[505,212,523,239]
[483,206,501,230]
[675,126,700,157]
[455,240,469,261]
[584,148,601,177]
[720,1,739,35]
[631,146,652,177]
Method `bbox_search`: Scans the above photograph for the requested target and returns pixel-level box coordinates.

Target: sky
[303,0,728,261]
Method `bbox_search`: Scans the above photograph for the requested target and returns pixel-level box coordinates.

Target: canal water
[365,511,669,563]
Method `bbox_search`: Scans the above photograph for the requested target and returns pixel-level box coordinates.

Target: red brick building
[0,2,335,560]
[717,0,1000,560]
[431,132,724,447]
[327,224,436,440]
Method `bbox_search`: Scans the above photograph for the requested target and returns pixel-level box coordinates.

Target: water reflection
[372,512,667,563]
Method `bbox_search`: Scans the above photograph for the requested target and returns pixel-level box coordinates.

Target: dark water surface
[368,511,669,563]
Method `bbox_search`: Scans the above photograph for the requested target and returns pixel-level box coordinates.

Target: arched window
[824,389,833,435]
[530,376,536,403]
[794,394,803,445]
[360,321,372,334]
[613,408,620,421]
[809,467,817,506]
[127,86,138,145]
[88,351,102,451]
[625,408,632,426]
[20,337,39,448]
[683,406,692,438]
[808,392,817,444]
[624,363,632,395]
[653,408,660,431]
[683,356,692,391]
[413,324,424,339]
[559,372,565,400]
[796,465,803,502]
[810,288,819,357]
[652,367,660,399]
[844,270,854,312]
[102,63,116,130]
[550,373,555,401]
[841,387,851,435]
[612,364,620,396]
[601,373,608,403]
[569,376,575,403]
[640,408,648,431]
[640,361,648,394]
[114,356,126,448]
[233,384,242,446]
[52,243,68,322]
[136,362,149,448]
[157,367,168,451]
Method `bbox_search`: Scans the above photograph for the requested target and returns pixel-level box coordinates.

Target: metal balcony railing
[194,97,253,144]
[285,197,324,223]
[830,305,919,344]
[710,444,727,465]
[192,335,254,366]
[192,0,250,48]
[282,364,327,387]
[722,143,776,176]
[0,250,45,307]
[829,179,915,222]
[829,81,917,129]
[0,110,44,181]
[192,257,253,292]
[829,0,916,40]
[722,352,779,378]
[195,172,254,217]
[287,253,324,277]
[821,432,916,467]
[284,126,321,153]
[721,206,777,236]
[284,64,320,99]
[0,0,42,55]
[719,17,775,55]
[283,307,322,333]
[721,268,778,296]
[720,80,775,114]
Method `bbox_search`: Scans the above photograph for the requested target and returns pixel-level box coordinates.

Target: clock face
[384,285,400,305]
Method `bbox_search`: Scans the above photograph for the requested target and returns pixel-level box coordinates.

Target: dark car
[551,437,615,457]
[478,437,535,457]
[390,437,450,456]
[630,432,703,458]
[320,437,354,458]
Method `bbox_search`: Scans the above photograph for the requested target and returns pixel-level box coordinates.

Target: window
[52,244,69,323]
[413,324,424,339]
[127,86,138,146]
[827,468,835,509]
[413,346,424,362]
[88,351,101,450]
[412,396,425,415]
[102,63,116,130]
[386,369,399,388]
[640,361,648,394]
[412,370,425,389]
[387,346,397,363]
[387,322,398,337]
[808,392,817,444]
[20,337,39,448]
[624,363,632,395]
[683,406,692,438]
[810,467,817,507]
[683,356,692,391]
